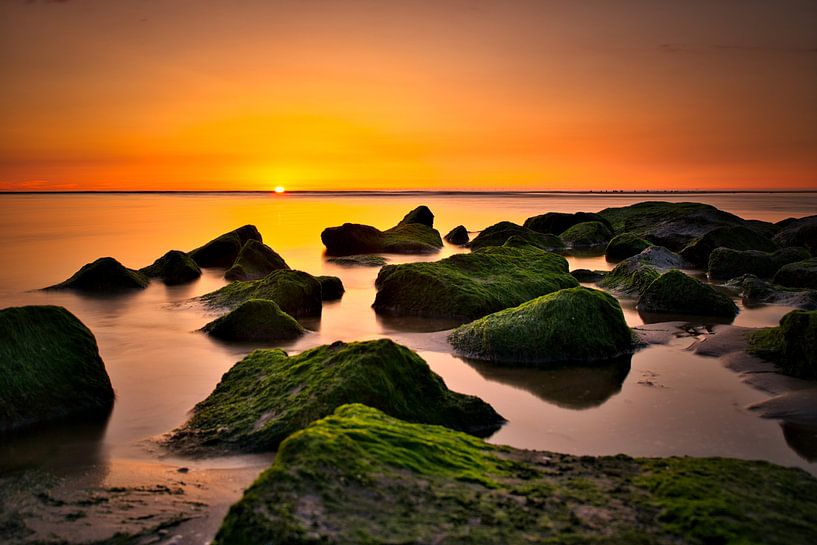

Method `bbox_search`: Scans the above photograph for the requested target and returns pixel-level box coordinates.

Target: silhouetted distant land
[1,189,816,195]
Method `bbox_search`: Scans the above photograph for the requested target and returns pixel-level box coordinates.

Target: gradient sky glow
[1,0,816,191]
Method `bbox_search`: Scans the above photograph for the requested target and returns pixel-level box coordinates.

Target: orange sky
[1,0,816,191]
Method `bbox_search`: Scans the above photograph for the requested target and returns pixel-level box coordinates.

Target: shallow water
[0,192,815,542]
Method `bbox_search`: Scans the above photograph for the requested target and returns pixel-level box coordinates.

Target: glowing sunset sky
[1,0,815,191]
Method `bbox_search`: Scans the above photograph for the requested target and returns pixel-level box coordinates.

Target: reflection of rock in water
[781,422,817,462]
[637,309,736,326]
[464,356,631,410]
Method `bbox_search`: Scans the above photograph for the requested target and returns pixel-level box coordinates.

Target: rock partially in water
[202,299,304,342]
[726,274,817,310]
[680,225,778,267]
[774,215,817,254]
[598,259,660,296]
[200,269,323,317]
[316,275,344,301]
[213,404,817,545]
[467,221,564,251]
[189,225,263,268]
[444,225,469,245]
[570,269,607,283]
[774,257,817,290]
[373,246,578,321]
[523,211,613,235]
[321,206,443,256]
[224,240,290,281]
[0,306,114,433]
[559,221,614,248]
[748,309,817,379]
[708,247,810,281]
[327,254,388,267]
[638,270,738,318]
[166,340,504,454]
[47,256,149,293]
[449,287,636,364]
[605,232,653,262]
[140,250,202,285]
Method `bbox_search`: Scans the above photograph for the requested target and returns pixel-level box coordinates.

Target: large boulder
[748,310,817,379]
[638,270,738,318]
[321,206,443,256]
[200,269,323,317]
[213,404,817,545]
[680,226,777,267]
[597,246,685,296]
[708,247,811,281]
[523,211,613,235]
[224,240,289,281]
[444,225,469,245]
[201,299,304,342]
[774,258,817,290]
[189,225,263,268]
[166,340,504,454]
[559,221,614,248]
[140,250,201,285]
[605,232,653,262]
[0,306,114,433]
[317,275,345,300]
[467,221,564,252]
[449,287,636,364]
[47,257,148,293]
[774,215,817,254]
[726,274,817,310]
[373,246,578,321]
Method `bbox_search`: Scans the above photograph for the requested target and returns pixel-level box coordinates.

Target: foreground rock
[774,215,817,254]
[680,225,778,267]
[213,404,817,545]
[444,225,469,245]
[224,240,289,281]
[316,275,344,300]
[321,206,443,256]
[373,246,578,321]
[467,221,563,251]
[166,340,504,454]
[200,269,322,317]
[449,287,636,364]
[326,254,387,267]
[0,306,114,433]
[638,270,739,318]
[523,211,612,235]
[201,299,304,342]
[726,275,817,310]
[47,256,149,293]
[140,250,202,285]
[708,247,810,281]
[774,257,817,289]
[748,310,817,379]
[605,232,652,261]
[189,225,263,268]
[559,221,614,248]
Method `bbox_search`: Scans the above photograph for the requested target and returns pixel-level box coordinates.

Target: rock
[0,306,114,433]
[317,275,344,300]
[748,310,817,379]
[373,246,578,321]
[140,250,202,285]
[224,240,289,281]
[774,258,817,289]
[467,221,564,251]
[200,270,323,317]
[638,270,739,318]
[523,211,613,235]
[201,299,304,342]
[570,269,607,283]
[774,215,817,254]
[726,274,817,310]
[709,247,811,281]
[166,340,504,454]
[598,260,660,296]
[321,206,443,256]
[559,221,614,248]
[635,246,690,269]
[189,225,263,268]
[680,225,778,267]
[327,255,388,267]
[213,404,817,545]
[605,232,653,262]
[444,225,469,245]
[449,287,636,364]
[47,257,149,293]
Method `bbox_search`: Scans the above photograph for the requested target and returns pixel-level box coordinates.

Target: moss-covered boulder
[449,287,635,364]
[523,211,613,235]
[709,247,811,281]
[774,257,817,289]
[726,274,817,310]
[189,225,262,268]
[774,215,817,254]
[638,270,738,318]
[560,221,614,248]
[444,225,469,245]
[317,275,344,300]
[213,404,817,545]
[570,269,607,283]
[140,250,201,285]
[166,340,504,454]
[0,306,114,433]
[47,257,149,293]
[321,206,443,256]
[327,254,388,267]
[201,299,304,342]
[224,240,289,281]
[748,310,817,379]
[605,232,653,262]
[680,225,778,267]
[467,221,564,252]
[200,269,322,317]
[599,260,660,296]
[373,246,578,321]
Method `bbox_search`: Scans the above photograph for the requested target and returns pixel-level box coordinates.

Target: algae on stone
[321,206,443,256]
[726,274,817,310]
[189,225,262,268]
[224,240,289,281]
[200,269,322,317]
[47,257,149,293]
[774,257,817,290]
[605,232,653,262]
[599,260,660,296]
[638,270,739,318]
[523,211,613,235]
[680,225,778,267]
[140,250,201,285]
[774,215,817,254]
[201,299,304,342]
[748,309,817,379]
[467,221,564,252]
[708,247,810,281]
[559,221,614,248]
[316,275,344,300]
[327,255,388,267]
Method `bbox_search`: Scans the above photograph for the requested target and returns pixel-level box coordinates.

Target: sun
[273,185,286,194]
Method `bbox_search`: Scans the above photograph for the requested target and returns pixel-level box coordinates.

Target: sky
[1,0,816,191]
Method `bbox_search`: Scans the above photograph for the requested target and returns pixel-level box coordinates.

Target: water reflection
[638,309,737,326]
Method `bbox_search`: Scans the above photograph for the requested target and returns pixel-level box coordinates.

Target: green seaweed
[638,270,739,318]
[321,206,443,256]
[140,250,201,285]
[773,257,817,290]
[560,221,614,248]
[200,269,323,317]
[224,240,289,281]
[708,247,810,281]
[201,299,304,342]
[523,211,613,235]
[468,221,564,251]
[599,259,660,296]
[747,309,817,378]
[680,225,778,267]
[605,232,653,262]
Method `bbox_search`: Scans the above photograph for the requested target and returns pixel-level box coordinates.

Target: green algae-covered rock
[599,259,660,296]
[373,246,578,321]
[680,225,778,267]
[317,275,344,300]
[47,256,149,293]
[774,215,817,254]
[201,299,304,342]
[327,254,388,267]
[709,247,811,281]
[0,306,114,433]
[449,287,636,364]
[189,225,263,268]
[321,206,443,256]
[444,225,469,245]
[224,240,289,281]
[200,269,322,317]
[167,340,503,454]
[638,270,738,318]
[570,268,607,283]
[748,310,817,379]
[140,249,201,285]
[774,257,817,290]
[726,274,817,310]
[523,211,613,235]
[559,221,614,248]
[213,404,817,545]
[605,232,653,262]
[468,221,564,252]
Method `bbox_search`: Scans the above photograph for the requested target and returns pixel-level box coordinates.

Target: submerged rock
[47,257,149,293]
[467,221,564,251]
[317,275,344,300]
[189,225,263,268]
[140,250,202,285]
[708,247,810,281]
[373,246,578,321]
[559,221,614,248]
[774,215,817,254]
[0,306,114,433]
[166,340,504,454]
[570,269,607,283]
[680,225,778,267]
[202,299,304,342]
[726,274,817,310]
[327,254,388,267]
[748,310,817,379]
[321,206,443,256]
[774,257,817,290]
[638,270,739,318]
[605,232,653,262]
[449,287,636,364]
[523,211,613,235]
[200,269,323,317]
[444,225,469,245]
[213,404,817,545]
[224,240,289,281]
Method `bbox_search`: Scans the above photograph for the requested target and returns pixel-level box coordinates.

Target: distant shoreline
[1,189,816,196]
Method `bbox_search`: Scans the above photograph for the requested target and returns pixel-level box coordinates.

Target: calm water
[0,192,816,540]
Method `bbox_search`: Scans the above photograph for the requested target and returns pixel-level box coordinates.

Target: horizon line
[2,189,817,196]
